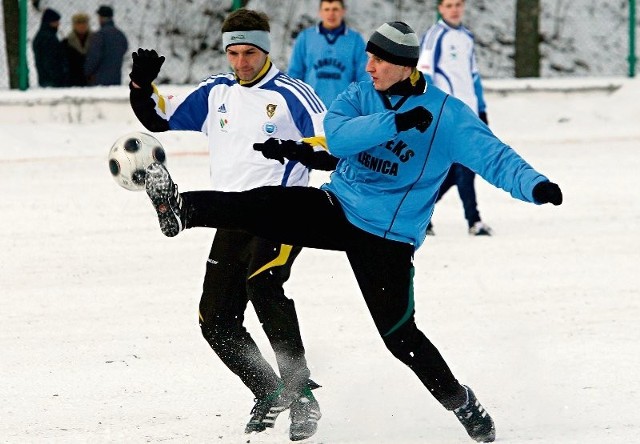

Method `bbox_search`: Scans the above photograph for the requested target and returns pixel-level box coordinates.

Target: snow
[1,76,639,443]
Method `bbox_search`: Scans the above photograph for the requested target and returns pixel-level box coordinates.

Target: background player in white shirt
[418,0,492,236]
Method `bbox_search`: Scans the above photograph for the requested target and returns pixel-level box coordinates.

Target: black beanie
[366,21,420,67]
[42,8,61,24]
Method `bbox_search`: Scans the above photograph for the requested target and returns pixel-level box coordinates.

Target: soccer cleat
[453,385,496,443]
[244,384,292,434]
[468,221,492,236]
[145,163,185,237]
[289,386,322,441]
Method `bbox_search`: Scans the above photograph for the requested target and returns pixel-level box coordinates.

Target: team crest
[262,122,277,136]
[266,104,277,118]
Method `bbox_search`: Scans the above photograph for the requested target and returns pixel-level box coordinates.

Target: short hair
[438,0,465,4]
[320,0,345,7]
[221,8,270,33]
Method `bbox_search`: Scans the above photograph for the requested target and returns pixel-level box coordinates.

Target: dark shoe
[426,222,435,236]
[145,163,185,237]
[468,221,492,236]
[289,386,321,441]
[453,385,495,442]
[244,384,291,434]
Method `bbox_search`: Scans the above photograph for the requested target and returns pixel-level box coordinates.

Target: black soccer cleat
[289,386,322,441]
[244,384,292,434]
[468,221,492,236]
[453,385,496,442]
[145,163,185,237]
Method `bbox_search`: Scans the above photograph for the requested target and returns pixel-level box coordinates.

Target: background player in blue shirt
[288,0,369,106]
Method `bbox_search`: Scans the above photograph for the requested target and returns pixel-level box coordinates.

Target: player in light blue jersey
[142,21,563,443]
[418,0,492,236]
[288,0,369,107]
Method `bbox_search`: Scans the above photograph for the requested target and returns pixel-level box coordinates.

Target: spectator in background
[288,0,368,106]
[32,8,68,87]
[418,0,492,236]
[84,5,128,86]
[63,13,93,87]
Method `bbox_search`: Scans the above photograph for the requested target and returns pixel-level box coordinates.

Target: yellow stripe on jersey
[248,244,294,279]
[301,136,328,151]
[152,84,166,113]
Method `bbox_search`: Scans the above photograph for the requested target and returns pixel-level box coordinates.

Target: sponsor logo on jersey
[266,104,277,118]
[220,118,229,131]
[262,122,277,136]
[218,103,227,113]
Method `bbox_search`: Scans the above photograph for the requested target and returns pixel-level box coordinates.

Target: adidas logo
[218,104,227,113]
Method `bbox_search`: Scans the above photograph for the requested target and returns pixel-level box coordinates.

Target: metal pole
[630,0,637,77]
[18,0,29,90]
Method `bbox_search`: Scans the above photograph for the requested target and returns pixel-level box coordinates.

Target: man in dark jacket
[84,5,128,86]
[32,8,68,87]
[63,13,93,87]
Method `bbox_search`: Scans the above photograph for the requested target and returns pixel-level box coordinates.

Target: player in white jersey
[418,0,492,236]
[128,9,325,441]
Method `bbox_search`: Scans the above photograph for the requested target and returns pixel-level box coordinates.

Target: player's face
[365,53,412,91]
[438,0,465,26]
[226,45,268,81]
[319,1,345,30]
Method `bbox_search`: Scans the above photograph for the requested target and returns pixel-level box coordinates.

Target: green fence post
[18,0,29,90]
[630,0,637,77]
[231,0,243,11]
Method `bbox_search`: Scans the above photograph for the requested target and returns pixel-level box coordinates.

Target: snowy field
[1,77,640,443]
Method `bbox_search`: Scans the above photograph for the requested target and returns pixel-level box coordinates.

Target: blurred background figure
[84,5,128,86]
[418,0,492,236]
[288,0,369,106]
[63,13,93,87]
[32,8,68,87]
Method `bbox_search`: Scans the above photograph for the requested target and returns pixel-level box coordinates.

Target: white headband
[222,30,270,53]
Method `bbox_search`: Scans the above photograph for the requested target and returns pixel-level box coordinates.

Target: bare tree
[515,0,540,77]
[3,0,20,88]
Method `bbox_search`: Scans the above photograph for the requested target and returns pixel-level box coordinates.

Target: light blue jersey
[288,24,369,107]
[322,80,547,249]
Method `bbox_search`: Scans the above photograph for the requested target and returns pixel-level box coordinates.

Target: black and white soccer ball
[108,132,167,191]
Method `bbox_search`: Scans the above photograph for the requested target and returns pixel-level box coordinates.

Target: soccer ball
[108,132,167,191]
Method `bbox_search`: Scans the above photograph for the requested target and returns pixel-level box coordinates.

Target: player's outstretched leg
[453,385,495,442]
[145,163,185,237]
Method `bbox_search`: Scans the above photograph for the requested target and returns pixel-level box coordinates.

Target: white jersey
[417,19,486,115]
[153,62,326,192]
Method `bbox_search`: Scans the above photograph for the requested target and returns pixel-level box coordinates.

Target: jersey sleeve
[353,33,370,82]
[417,27,439,84]
[445,101,546,202]
[471,48,487,113]
[324,83,396,157]
[287,32,307,81]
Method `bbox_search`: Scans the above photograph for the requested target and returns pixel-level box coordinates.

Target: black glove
[129,48,165,87]
[479,111,488,125]
[532,181,563,205]
[395,106,433,133]
[253,138,314,164]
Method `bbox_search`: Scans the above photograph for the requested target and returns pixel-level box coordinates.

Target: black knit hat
[96,5,114,18]
[366,21,420,67]
[42,8,61,24]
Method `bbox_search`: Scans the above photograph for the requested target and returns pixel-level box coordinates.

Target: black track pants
[185,186,466,409]
[198,229,308,399]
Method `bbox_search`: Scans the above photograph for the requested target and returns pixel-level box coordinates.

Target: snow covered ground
[1,77,639,443]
